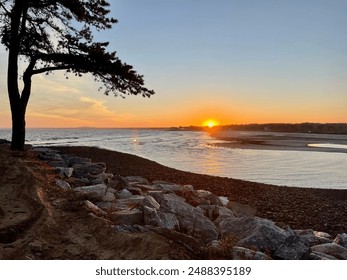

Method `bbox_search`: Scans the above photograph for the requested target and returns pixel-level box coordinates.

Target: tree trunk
[11,107,26,150]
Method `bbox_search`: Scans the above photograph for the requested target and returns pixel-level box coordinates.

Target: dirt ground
[0,145,192,260]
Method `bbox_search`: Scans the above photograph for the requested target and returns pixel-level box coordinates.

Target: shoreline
[56,145,347,236]
[210,130,347,153]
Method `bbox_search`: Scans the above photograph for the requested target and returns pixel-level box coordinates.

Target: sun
[203,119,219,128]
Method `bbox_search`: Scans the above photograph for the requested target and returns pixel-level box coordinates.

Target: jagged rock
[72,162,106,177]
[84,200,106,216]
[231,246,272,260]
[273,235,311,260]
[96,196,146,211]
[88,177,104,185]
[135,184,161,193]
[197,205,235,222]
[109,209,143,225]
[125,176,149,185]
[160,193,218,242]
[152,182,194,193]
[309,251,338,260]
[226,201,256,217]
[89,172,114,184]
[66,177,89,188]
[55,179,71,190]
[294,229,332,246]
[334,233,347,248]
[118,189,133,199]
[311,243,347,260]
[54,167,74,178]
[314,231,332,240]
[219,196,229,206]
[68,156,91,166]
[127,186,143,196]
[73,184,115,202]
[143,206,180,230]
[219,217,289,254]
[139,196,160,210]
[39,152,63,161]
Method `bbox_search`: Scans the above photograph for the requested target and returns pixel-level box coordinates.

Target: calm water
[1,128,346,189]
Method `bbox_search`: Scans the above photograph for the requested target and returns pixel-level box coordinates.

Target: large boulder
[73,184,115,202]
[333,233,347,248]
[109,209,143,225]
[219,217,290,254]
[160,193,218,243]
[273,235,311,260]
[311,243,347,260]
[143,206,180,230]
[72,162,106,177]
[294,229,332,246]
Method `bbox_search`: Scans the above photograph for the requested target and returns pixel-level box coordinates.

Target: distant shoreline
[210,130,347,154]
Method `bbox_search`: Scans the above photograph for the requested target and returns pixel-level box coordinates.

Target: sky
[1,0,347,128]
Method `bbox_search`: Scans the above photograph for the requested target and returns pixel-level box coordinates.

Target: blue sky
[0,0,346,127]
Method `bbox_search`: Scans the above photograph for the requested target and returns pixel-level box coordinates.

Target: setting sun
[203,119,219,128]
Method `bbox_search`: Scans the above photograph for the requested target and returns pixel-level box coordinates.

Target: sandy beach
[210,130,347,153]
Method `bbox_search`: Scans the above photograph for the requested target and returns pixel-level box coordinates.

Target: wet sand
[210,130,347,153]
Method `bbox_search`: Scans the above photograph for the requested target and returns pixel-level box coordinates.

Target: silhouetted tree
[0,0,154,150]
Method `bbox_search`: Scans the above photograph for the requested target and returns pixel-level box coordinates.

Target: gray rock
[219,217,290,254]
[66,177,89,188]
[273,235,311,260]
[84,200,106,216]
[139,196,160,210]
[54,167,74,178]
[143,206,180,230]
[125,176,149,185]
[39,152,63,161]
[109,209,143,225]
[55,179,71,190]
[294,229,332,246]
[334,233,347,248]
[73,184,115,202]
[226,201,256,217]
[311,243,347,260]
[314,231,332,240]
[68,156,91,166]
[219,196,229,206]
[72,162,106,177]
[118,189,133,199]
[160,193,218,242]
[197,205,234,222]
[231,246,272,260]
[309,251,338,260]
[127,186,143,196]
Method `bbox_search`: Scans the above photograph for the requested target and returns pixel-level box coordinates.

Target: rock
[54,167,74,178]
[231,246,272,260]
[273,235,311,260]
[152,182,183,193]
[96,196,146,211]
[311,243,347,260]
[314,231,332,240]
[39,152,63,161]
[309,251,338,260]
[334,233,347,248]
[73,184,115,202]
[109,209,143,225]
[127,186,143,196]
[143,206,180,230]
[294,229,332,246]
[72,162,106,177]
[83,200,106,216]
[66,177,89,188]
[118,189,133,199]
[68,156,91,166]
[160,193,218,242]
[124,176,149,185]
[55,179,71,190]
[219,217,290,254]
[219,196,229,206]
[139,196,160,210]
[197,205,234,222]
[226,201,256,217]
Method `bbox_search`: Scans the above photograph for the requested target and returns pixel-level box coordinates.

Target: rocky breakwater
[34,147,347,260]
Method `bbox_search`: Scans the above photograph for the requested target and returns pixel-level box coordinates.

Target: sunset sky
[1,0,346,128]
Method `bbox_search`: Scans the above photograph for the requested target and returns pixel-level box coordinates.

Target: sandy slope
[0,145,190,260]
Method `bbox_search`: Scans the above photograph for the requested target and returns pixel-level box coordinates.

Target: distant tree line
[177,123,347,134]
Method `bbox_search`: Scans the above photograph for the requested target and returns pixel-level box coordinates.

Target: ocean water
[1,128,346,189]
